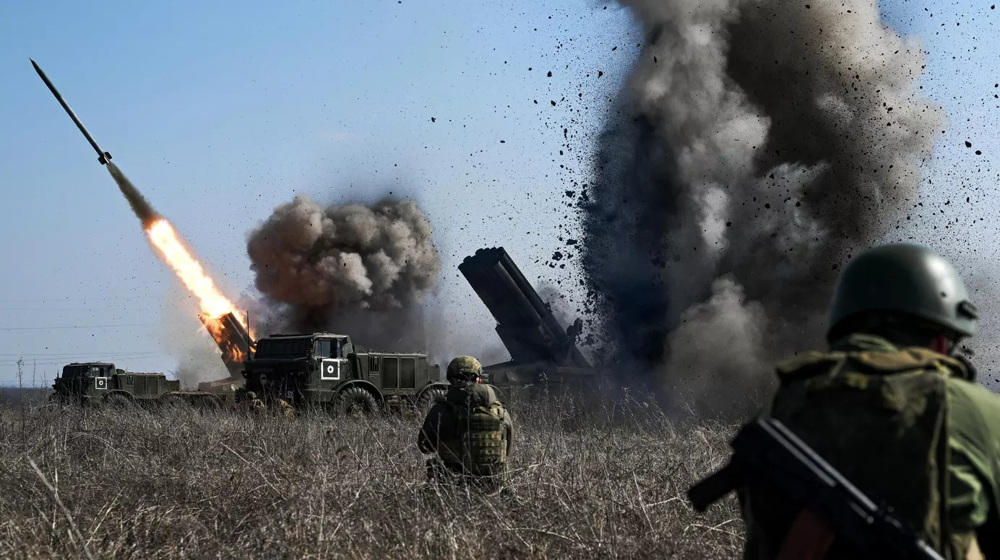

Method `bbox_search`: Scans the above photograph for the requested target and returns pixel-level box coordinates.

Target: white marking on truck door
[95,377,108,390]
[321,359,345,380]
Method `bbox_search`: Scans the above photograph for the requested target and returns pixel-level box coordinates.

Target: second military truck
[243,333,447,415]
[51,362,229,407]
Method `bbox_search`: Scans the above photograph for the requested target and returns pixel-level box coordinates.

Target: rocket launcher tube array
[459,247,591,368]
[200,312,254,378]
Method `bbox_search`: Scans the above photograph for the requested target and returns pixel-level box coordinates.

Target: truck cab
[244,333,446,414]
[52,362,116,404]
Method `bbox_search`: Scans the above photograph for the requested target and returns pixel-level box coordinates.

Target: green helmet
[246,391,258,400]
[446,356,483,383]
[827,243,978,341]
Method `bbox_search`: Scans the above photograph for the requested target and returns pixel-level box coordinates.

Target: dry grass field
[0,392,743,559]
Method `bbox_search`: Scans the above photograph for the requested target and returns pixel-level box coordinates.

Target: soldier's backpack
[745,345,962,558]
[451,400,508,477]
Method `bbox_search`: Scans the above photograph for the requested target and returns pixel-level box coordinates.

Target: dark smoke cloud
[106,162,159,227]
[246,195,441,351]
[583,0,943,414]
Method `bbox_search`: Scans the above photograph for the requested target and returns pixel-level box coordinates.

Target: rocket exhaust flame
[105,165,251,362]
[199,312,254,377]
[145,219,240,321]
[104,164,250,356]
[144,217,252,366]
[107,176,251,366]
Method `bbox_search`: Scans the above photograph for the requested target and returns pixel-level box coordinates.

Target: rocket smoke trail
[581,0,943,415]
[106,162,160,227]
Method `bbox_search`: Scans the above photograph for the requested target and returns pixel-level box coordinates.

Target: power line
[0,306,157,312]
[0,296,163,304]
[0,354,161,361]
[0,323,154,331]
[0,351,160,357]
[0,355,168,367]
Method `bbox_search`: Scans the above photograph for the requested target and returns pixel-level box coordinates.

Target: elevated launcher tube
[459,247,591,371]
[199,312,254,379]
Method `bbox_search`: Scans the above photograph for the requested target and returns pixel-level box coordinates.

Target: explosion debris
[247,195,441,350]
[582,0,944,413]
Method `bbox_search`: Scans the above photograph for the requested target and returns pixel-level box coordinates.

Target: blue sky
[0,0,997,386]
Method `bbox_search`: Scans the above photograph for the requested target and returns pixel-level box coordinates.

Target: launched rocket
[30,59,112,165]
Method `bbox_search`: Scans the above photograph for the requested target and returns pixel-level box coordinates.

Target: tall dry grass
[0,391,743,559]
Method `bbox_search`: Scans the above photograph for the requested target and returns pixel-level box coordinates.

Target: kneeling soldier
[418,356,513,492]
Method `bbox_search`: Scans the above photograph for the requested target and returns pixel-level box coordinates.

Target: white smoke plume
[246,195,441,351]
[582,0,943,414]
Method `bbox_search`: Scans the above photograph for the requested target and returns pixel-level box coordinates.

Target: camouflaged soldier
[418,356,513,491]
[740,244,1000,560]
[276,398,296,418]
[238,391,266,414]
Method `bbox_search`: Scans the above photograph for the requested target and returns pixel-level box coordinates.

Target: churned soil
[0,393,742,559]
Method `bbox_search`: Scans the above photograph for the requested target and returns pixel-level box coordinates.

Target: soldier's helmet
[246,391,258,400]
[446,356,483,384]
[827,243,978,341]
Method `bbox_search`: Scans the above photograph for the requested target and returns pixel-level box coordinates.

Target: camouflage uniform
[277,399,296,418]
[418,356,514,491]
[739,244,998,559]
[238,391,266,414]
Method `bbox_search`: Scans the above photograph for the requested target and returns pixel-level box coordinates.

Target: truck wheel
[333,387,378,416]
[160,394,189,410]
[201,394,224,411]
[416,386,447,413]
[103,393,132,408]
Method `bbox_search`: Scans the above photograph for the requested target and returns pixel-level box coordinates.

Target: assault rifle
[687,418,944,560]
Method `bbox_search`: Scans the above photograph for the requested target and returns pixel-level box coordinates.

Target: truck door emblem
[321,359,343,380]
[95,377,108,390]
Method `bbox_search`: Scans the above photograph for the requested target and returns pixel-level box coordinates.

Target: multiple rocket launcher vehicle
[53,247,597,409]
[51,248,596,410]
[213,247,598,407]
[32,59,602,408]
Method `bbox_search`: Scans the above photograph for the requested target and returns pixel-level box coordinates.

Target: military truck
[459,247,607,401]
[51,362,228,407]
[242,332,447,415]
